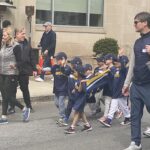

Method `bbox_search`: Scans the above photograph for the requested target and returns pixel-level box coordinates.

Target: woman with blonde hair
[0,27,27,124]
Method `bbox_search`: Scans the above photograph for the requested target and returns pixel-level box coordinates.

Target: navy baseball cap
[83,64,93,71]
[74,65,85,76]
[119,56,129,65]
[70,57,82,65]
[55,52,67,60]
[104,53,117,61]
[96,56,105,62]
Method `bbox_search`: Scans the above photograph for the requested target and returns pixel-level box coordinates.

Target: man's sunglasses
[134,20,141,24]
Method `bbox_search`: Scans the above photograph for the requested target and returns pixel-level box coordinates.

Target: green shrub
[93,38,119,56]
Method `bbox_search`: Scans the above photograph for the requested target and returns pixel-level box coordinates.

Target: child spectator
[99,56,130,127]
[51,52,71,126]
[65,65,92,134]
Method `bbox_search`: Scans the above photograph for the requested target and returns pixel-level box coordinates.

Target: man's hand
[145,45,150,54]
[60,57,67,66]
[10,64,16,69]
[122,86,129,96]
[118,48,125,56]
[44,50,48,56]
[33,71,37,77]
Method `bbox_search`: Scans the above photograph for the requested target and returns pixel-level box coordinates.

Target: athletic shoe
[23,108,30,122]
[98,116,106,122]
[65,127,75,134]
[56,118,63,124]
[42,67,51,72]
[96,108,101,113]
[143,127,150,137]
[81,125,92,131]
[35,77,44,82]
[99,118,112,127]
[58,119,68,127]
[120,117,131,125]
[123,142,142,150]
[0,119,8,125]
[90,108,101,116]
[7,108,15,115]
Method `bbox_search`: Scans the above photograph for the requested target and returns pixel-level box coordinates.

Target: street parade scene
[0,0,150,150]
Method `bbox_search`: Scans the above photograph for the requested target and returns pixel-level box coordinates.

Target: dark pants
[0,75,24,115]
[66,99,75,121]
[18,75,32,109]
[130,83,150,145]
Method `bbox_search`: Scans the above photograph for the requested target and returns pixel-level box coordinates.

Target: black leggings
[0,75,24,115]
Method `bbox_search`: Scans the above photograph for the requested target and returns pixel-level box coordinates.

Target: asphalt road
[0,101,149,150]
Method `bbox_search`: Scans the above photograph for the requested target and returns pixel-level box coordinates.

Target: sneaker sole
[0,121,8,125]
[120,122,131,126]
[58,122,68,127]
[82,127,93,132]
[65,131,75,134]
[99,120,111,128]
[143,132,150,137]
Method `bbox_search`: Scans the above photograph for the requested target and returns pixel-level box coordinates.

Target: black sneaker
[96,108,101,113]
[65,127,75,134]
[81,125,92,131]
[7,108,15,115]
[120,117,131,125]
[100,118,112,127]
[0,119,8,125]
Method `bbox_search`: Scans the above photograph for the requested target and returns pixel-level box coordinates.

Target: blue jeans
[130,83,150,145]
[54,95,67,121]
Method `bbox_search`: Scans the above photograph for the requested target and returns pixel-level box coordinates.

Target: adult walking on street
[35,22,56,82]
[122,12,150,150]
[9,28,37,113]
[0,27,28,124]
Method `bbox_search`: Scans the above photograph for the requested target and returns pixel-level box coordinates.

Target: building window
[36,0,52,24]
[36,0,104,27]
[90,0,104,26]
[54,0,87,26]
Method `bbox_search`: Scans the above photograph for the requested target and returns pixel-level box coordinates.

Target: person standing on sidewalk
[35,22,56,82]
[0,27,28,124]
[122,12,150,150]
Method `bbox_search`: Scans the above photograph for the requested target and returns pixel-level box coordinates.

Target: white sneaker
[35,77,44,82]
[42,67,51,72]
[124,142,142,150]
[143,127,150,137]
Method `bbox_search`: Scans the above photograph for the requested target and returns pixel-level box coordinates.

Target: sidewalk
[16,76,54,102]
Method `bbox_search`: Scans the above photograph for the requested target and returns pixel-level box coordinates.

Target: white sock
[2,115,7,120]
[71,125,75,129]
[22,107,26,111]
[85,122,90,127]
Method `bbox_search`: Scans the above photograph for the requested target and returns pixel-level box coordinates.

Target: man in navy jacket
[123,12,150,150]
[36,22,56,82]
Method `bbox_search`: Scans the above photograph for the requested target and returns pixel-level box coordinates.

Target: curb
[0,95,55,105]
[19,95,55,102]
